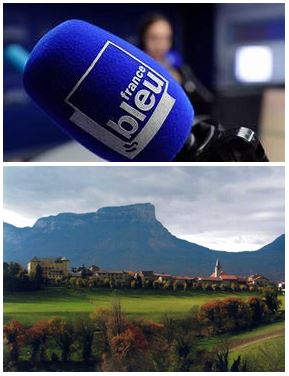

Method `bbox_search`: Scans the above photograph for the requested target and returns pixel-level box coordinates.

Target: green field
[4,287,285,371]
[230,336,285,371]
[198,320,285,371]
[4,287,281,325]
[198,320,285,350]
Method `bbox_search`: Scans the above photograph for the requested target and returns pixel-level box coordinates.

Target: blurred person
[139,13,214,115]
[139,13,182,82]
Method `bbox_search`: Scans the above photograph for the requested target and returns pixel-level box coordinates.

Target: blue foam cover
[23,19,194,161]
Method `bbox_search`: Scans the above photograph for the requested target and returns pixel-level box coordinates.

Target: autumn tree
[26,320,50,362]
[248,297,267,324]
[3,320,25,362]
[107,299,128,339]
[198,298,252,334]
[90,307,111,354]
[109,325,150,371]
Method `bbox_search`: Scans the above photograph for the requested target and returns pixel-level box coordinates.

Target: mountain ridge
[3,203,285,280]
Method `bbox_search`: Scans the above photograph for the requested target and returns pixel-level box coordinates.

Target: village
[27,256,276,290]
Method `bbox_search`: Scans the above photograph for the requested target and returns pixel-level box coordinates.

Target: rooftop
[30,256,69,263]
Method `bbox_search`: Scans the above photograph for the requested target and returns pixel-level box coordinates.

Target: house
[247,274,270,286]
[70,265,93,277]
[198,259,247,286]
[154,273,174,283]
[136,271,155,281]
[173,276,198,283]
[95,270,131,284]
[27,257,69,279]
[89,265,100,273]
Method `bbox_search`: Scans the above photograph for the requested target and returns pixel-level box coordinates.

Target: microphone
[23,19,268,162]
[23,19,194,162]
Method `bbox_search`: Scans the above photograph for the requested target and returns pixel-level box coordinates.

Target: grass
[3,287,273,325]
[198,320,285,371]
[198,320,285,351]
[3,288,285,371]
[230,335,285,371]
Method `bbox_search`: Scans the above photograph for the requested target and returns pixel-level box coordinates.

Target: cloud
[3,166,285,251]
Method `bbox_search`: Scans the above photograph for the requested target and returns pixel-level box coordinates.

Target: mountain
[3,203,285,281]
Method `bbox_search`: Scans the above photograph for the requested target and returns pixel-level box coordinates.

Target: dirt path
[229,328,285,351]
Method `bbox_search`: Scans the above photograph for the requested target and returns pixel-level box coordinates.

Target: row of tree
[3,262,43,292]
[4,290,281,372]
[63,276,260,292]
[199,290,281,335]
[3,301,246,372]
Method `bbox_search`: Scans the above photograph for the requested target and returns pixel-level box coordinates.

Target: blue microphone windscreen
[23,19,194,161]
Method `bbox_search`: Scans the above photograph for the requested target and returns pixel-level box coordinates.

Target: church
[198,259,247,286]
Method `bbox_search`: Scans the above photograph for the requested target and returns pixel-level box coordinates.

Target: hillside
[3,203,285,280]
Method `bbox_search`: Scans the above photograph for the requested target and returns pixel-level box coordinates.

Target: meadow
[3,287,279,325]
[197,319,285,371]
[4,287,285,371]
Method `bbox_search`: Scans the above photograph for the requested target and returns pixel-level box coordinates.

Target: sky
[3,166,285,252]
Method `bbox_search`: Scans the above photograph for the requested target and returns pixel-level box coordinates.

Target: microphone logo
[65,41,176,159]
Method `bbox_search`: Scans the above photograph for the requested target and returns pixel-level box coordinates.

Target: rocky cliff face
[97,203,156,222]
[3,203,285,280]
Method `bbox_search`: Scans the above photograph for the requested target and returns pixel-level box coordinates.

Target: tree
[173,281,179,291]
[3,262,33,292]
[75,317,95,361]
[33,264,43,289]
[191,282,198,290]
[163,280,172,290]
[183,281,188,291]
[107,299,128,338]
[109,278,115,289]
[48,318,75,361]
[109,325,150,371]
[211,284,219,291]
[219,283,226,291]
[90,308,111,353]
[87,278,96,289]
[3,320,25,362]
[7,262,23,276]
[240,284,248,292]
[248,297,267,324]
[174,331,196,371]
[262,288,281,314]
[198,298,252,334]
[136,318,164,340]
[153,280,159,289]
[142,279,152,289]
[110,325,148,358]
[26,320,50,362]
[130,279,137,288]
[213,348,247,371]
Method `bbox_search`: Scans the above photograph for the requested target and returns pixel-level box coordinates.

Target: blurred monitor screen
[235,46,273,83]
[215,4,284,88]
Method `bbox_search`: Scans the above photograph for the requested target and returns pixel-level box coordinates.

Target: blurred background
[3,3,285,161]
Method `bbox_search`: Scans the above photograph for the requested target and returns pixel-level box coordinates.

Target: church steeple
[215,258,222,278]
